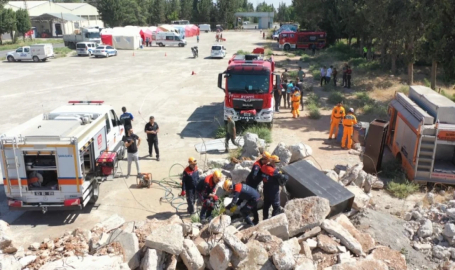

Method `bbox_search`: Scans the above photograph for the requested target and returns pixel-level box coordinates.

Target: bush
[398,85,409,94]
[308,103,321,119]
[300,55,311,62]
[228,147,242,160]
[387,177,420,199]
[266,49,273,56]
[215,126,226,139]
[236,50,251,55]
[441,90,455,102]
[327,91,344,104]
[244,125,272,143]
[326,42,358,60]
[306,93,320,106]
[424,78,431,87]
[190,214,200,223]
[363,103,388,118]
[379,160,403,179]
[355,92,374,107]
[309,64,321,81]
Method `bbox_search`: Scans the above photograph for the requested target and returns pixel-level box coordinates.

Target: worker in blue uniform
[180,157,199,215]
[196,170,222,223]
[223,180,260,225]
[261,155,289,220]
[245,151,271,190]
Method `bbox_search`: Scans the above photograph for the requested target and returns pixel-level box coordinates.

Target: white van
[199,24,211,33]
[76,42,97,56]
[6,44,54,62]
[155,32,187,47]
[211,44,226,58]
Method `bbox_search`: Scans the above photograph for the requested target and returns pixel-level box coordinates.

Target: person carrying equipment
[245,151,271,190]
[223,180,260,226]
[291,88,301,118]
[180,157,199,215]
[342,108,358,149]
[196,170,222,223]
[328,101,346,140]
[261,155,289,220]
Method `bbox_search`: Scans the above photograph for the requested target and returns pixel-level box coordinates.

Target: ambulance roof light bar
[68,101,104,105]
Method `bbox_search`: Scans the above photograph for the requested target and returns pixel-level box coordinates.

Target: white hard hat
[349,108,354,113]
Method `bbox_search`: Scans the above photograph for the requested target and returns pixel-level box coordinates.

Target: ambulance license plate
[34,191,54,196]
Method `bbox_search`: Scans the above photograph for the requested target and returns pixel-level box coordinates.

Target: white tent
[112,26,141,50]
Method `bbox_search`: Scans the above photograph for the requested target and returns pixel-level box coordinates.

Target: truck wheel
[284,44,291,51]
[7,56,15,62]
[33,56,39,62]
[89,181,99,204]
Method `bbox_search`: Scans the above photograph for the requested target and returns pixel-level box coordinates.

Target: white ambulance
[0,101,126,213]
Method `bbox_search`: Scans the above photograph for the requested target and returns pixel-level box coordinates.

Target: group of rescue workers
[180,152,289,226]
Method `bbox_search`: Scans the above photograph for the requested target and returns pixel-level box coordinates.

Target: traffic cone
[133,52,135,56]
[191,71,196,75]
[165,52,167,57]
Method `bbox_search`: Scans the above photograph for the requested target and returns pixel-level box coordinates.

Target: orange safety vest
[291,92,301,103]
[343,113,357,127]
[29,177,39,184]
[331,106,345,120]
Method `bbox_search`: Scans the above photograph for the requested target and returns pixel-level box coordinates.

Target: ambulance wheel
[7,56,15,62]
[89,181,99,204]
[33,56,39,62]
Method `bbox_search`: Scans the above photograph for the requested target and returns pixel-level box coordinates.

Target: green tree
[150,0,165,24]
[0,8,17,44]
[122,0,147,25]
[15,8,31,41]
[97,0,125,27]
[195,0,211,23]
[180,0,192,20]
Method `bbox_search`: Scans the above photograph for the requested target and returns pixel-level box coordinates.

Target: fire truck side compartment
[281,160,354,217]
[409,85,455,124]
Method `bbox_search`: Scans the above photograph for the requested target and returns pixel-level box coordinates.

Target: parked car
[6,44,54,62]
[92,45,117,58]
[76,42,97,56]
[199,24,211,33]
[211,44,226,58]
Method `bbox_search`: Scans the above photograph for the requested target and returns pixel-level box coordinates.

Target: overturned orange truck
[387,85,455,185]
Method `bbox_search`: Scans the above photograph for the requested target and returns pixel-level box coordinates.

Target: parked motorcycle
[191,46,198,58]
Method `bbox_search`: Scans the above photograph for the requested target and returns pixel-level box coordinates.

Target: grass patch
[190,214,200,223]
[236,50,251,55]
[327,91,345,105]
[322,83,336,92]
[288,70,298,79]
[228,147,243,160]
[441,89,455,102]
[398,85,409,94]
[424,78,431,87]
[0,38,63,51]
[363,103,388,118]
[309,64,321,81]
[266,49,273,56]
[308,103,321,119]
[379,160,403,179]
[215,126,226,139]
[387,178,420,199]
[244,125,272,143]
[54,47,73,58]
[326,42,358,61]
[300,54,311,62]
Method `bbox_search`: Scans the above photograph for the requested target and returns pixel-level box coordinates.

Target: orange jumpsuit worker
[342,108,358,149]
[329,101,346,139]
[291,88,301,118]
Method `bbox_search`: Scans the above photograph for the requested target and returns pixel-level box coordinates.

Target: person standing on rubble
[261,155,288,220]
[223,180,260,226]
[341,108,357,149]
[180,157,199,215]
[196,170,222,223]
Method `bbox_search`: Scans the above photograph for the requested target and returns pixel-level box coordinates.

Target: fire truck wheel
[284,44,291,51]
[89,181,100,204]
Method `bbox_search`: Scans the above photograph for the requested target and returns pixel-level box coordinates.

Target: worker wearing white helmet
[342,108,357,149]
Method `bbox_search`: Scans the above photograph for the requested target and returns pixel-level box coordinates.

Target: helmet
[349,108,354,113]
[213,170,222,182]
[262,151,271,160]
[223,180,232,191]
[188,157,197,165]
[270,155,281,163]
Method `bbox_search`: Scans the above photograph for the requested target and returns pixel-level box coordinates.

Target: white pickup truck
[6,44,54,62]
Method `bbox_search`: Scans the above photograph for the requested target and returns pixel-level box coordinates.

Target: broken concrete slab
[101,214,126,232]
[345,185,372,210]
[223,231,248,259]
[417,219,433,238]
[209,215,231,234]
[40,255,124,270]
[298,226,321,241]
[140,249,165,270]
[110,229,140,269]
[272,240,296,270]
[337,252,355,264]
[306,238,317,249]
[321,219,363,256]
[329,259,389,270]
[18,255,37,268]
[312,251,337,269]
[234,239,269,270]
[299,241,313,259]
[272,143,292,166]
[317,234,339,254]
[241,133,264,159]
[0,254,21,270]
[353,170,367,188]
[181,239,205,270]
[254,230,273,243]
[145,224,184,255]
[326,170,339,182]
[335,214,375,253]
[294,255,316,270]
[241,213,289,240]
[367,246,407,270]
[240,160,255,168]
[209,242,232,270]
[289,143,313,163]
[284,197,330,237]
[208,159,230,169]
[231,164,252,184]
[341,163,363,186]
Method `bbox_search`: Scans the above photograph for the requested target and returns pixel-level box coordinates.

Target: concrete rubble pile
[401,192,455,267]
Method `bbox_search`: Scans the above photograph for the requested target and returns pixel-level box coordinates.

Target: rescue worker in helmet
[245,151,271,190]
[28,171,43,188]
[196,170,222,223]
[180,157,199,215]
[261,155,289,220]
[291,87,301,118]
[223,179,260,226]
[342,108,358,149]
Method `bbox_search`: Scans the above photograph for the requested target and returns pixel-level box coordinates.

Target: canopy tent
[139,27,153,44]
[100,28,113,46]
[158,24,178,34]
[147,26,161,34]
[184,25,193,38]
[192,24,200,36]
[113,26,141,50]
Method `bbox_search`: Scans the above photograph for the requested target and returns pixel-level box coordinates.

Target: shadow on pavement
[178,102,223,139]
[146,211,177,220]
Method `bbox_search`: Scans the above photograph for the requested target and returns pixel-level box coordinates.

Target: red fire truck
[278,30,327,51]
[218,53,280,127]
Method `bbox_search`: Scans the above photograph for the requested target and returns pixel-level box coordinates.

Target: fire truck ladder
[415,127,438,180]
[2,137,23,197]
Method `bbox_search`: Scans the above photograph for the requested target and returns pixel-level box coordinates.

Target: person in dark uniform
[273,83,282,112]
[223,180,260,226]
[144,116,160,161]
[261,155,288,220]
[245,151,271,190]
[180,157,199,215]
[120,107,134,132]
[196,170,222,223]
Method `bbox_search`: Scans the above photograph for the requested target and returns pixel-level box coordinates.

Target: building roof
[32,13,87,22]
[54,3,88,10]
[6,1,49,9]
[5,1,99,16]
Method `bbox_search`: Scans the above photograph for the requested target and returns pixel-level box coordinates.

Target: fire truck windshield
[227,73,270,93]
